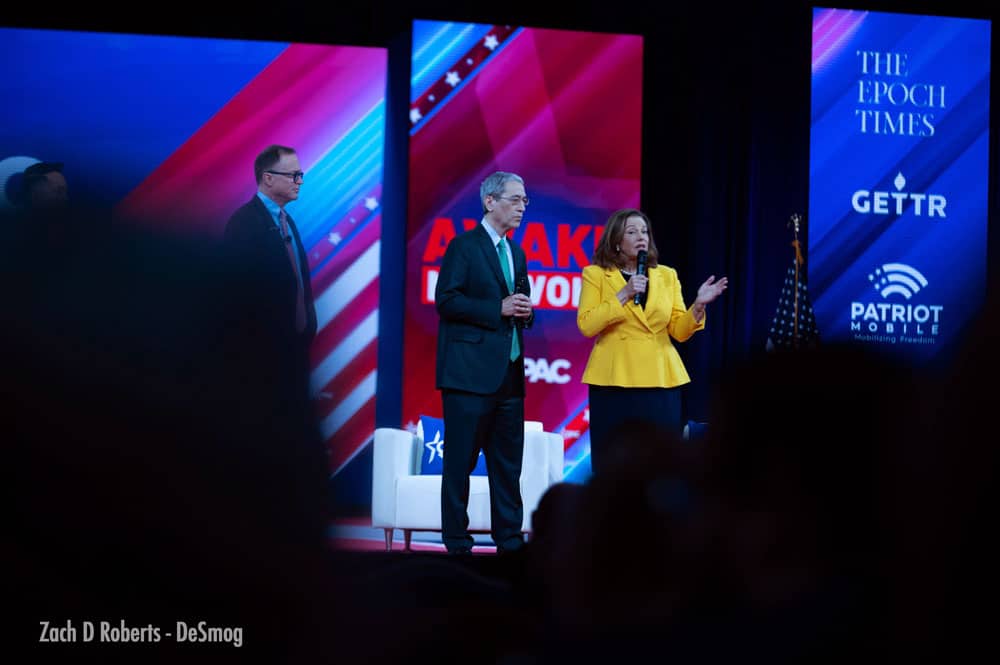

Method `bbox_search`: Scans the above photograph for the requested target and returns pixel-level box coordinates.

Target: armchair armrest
[371,427,420,528]
[520,430,558,531]
[547,432,565,485]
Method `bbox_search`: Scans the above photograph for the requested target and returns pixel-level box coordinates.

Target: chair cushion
[395,475,492,530]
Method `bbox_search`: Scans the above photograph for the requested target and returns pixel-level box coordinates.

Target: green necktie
[497,238,520,362]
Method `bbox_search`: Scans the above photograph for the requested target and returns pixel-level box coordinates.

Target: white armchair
[371,421,564,551]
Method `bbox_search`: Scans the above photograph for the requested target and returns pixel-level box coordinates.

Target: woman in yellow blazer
[577,209,727,474]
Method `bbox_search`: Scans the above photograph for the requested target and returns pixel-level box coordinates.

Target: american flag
[766,237,820,351]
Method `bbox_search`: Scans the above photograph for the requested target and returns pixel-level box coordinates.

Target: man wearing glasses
[435,171,534,555]
[224,144,316,349]
[221,144,326,547]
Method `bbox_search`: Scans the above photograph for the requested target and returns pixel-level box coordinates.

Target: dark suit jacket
[222,196,318,347]
[220,196,327,544]
[435,223,532,395]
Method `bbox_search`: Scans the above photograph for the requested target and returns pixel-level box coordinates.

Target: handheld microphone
[515,275,529,328]
[516,274,529,296]
[633,249,648,305]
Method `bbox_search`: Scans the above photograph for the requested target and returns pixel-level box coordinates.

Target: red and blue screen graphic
[1,27,387,475]
[402,20,644,480]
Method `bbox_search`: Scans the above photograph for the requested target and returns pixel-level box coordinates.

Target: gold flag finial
[788,214,804,265]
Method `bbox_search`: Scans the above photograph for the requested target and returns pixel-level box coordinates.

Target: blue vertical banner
[808,8,991,365]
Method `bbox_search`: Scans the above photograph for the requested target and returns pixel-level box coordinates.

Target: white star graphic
[445,71,460,87]
[428,94,435,102]
[425,431,444,463]
[409,107,422,124]
[484,34,499,50]
[328,232,342,245]
[364,196,378,211]
[583,408,590,423]
[466,57,473,65]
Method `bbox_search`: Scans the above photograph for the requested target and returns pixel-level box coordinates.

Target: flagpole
[788,214,803,349]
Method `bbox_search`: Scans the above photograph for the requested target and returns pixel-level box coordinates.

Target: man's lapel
[474,225,509,294]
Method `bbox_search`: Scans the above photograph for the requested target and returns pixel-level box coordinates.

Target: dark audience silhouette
[8,196,994,663]
[888,281,1000,662]
[7,208,335,663]
[524,343,944,662]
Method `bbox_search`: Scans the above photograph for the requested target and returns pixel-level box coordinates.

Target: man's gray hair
[480,171,524,214]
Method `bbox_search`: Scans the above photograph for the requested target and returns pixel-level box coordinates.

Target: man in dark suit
[221,144,327,548]
[223,144,317,353]
[435,171,534,555]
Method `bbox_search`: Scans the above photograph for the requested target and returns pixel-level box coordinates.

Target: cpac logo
[851,172,947,218]
[424,429,444,463]
[423,429,486,470]
[524,357,571,384]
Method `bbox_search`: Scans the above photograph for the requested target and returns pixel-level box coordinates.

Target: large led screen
[808,8,990,365]
[1,27,388,476]
[403,20,644,479]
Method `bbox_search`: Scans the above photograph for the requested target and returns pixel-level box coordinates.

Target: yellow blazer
[578,264,705,388]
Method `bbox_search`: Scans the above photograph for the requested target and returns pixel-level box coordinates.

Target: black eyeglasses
[497,195,529,206]
[266,170,305,182]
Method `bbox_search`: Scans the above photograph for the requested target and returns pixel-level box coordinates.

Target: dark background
[6,0,996,423]
[6,7,995,660]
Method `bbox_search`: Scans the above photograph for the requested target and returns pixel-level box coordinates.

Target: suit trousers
[441,361,525,552]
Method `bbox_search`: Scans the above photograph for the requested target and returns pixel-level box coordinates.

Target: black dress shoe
[496,536,525,555]
[496,545,525,557]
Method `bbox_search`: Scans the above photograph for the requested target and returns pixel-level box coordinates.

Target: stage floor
[328,516,499,554]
